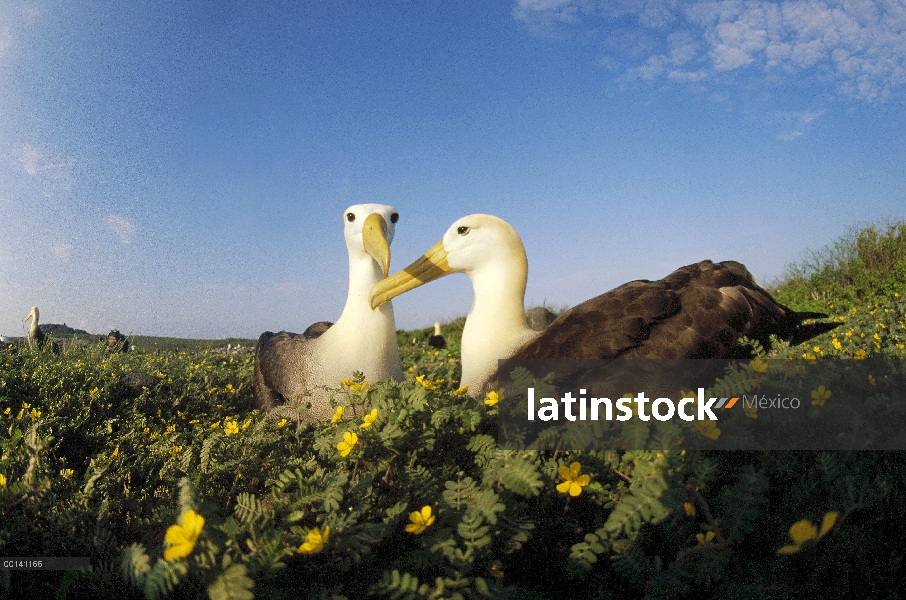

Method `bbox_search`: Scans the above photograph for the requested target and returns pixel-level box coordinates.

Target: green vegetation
[772,218,906,313]
[2,221,905,599]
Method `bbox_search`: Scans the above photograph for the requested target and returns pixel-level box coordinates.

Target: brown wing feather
[515,260,834,361]
[253,322,334,411]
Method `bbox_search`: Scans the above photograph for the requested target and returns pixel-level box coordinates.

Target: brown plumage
[253,321,333,411]
[370,215,840,396]
[516,260,836,361]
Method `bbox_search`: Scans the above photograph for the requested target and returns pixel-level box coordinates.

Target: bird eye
[390,213,399,223]
[346,213,355,222]
[457,226,470,235]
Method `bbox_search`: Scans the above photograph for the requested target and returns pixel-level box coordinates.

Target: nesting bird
[428,322,446,349]
[23,306,60,353]
[253,204,404,421]
[370,214,839,397]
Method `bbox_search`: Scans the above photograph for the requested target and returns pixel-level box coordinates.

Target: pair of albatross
[254,210,838,419]
[369,214,839,397]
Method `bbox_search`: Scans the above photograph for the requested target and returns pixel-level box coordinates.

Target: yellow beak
[369,239,452,309]
[361,213,391,277]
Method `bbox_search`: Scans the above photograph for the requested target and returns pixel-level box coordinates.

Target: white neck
[318,252,402,381]
[460,253,537,394]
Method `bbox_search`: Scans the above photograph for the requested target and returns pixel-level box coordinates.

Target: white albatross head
[368,214,527,307]
[342,203,399,278]
[24,306,39,324]
[368,214,535,395]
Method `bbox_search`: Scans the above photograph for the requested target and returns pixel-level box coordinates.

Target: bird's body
[428,322,446,349]
[23,306,60,353]
[370,214,839,397]
[254,204,404,421]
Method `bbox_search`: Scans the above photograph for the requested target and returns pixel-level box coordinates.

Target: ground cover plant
[2,220,905,599]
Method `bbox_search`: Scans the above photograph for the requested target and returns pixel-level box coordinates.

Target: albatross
[23,306,60,353]
[254,204,404,420]
[428,322,446,349]
[369,214,839,396]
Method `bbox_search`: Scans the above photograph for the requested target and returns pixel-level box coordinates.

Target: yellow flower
[111,447,119,458]
[340,378,352,387]
[405,506,436,534]
[484,390,500,407]
[277,418,287,428]
[0,473,6,487]
[811,385,831,407]
[415,374,442,391]
[242,418,252,429]
[696,531,715,545]
[330,405,344,423]
[855,349,867,360]
[453,386,470,395]
[224,419,239,435]
[297,526,330,554]
[832,338,842,350]
[868,374,876,385]
[28,408,41,420]
[337,431,358,457]
[210,421,221,430]
[813,345,822,354]
[360,408,378,429]
[164,510,205,561]
[351,381,368,392]
[694,419,721,440]
[60,469,73,478]
[777,511,838,555]
[556,462,591,496]
[169,446,183,455]
[683,502,696,517]
[165,424,176,434]
[802,353,816,362]
[750,359,768,373]
[3,407,9,415]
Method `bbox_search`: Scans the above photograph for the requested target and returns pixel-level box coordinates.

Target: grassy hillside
[771,218,906,313]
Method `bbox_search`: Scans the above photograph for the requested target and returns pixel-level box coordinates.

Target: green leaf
[207,564,254,600]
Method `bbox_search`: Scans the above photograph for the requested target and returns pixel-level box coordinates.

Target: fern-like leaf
[207,564,254,600]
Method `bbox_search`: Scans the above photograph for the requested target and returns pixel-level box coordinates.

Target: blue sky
[1,0,904,339]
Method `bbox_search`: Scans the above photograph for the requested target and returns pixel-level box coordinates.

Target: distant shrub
[773,218,906,312]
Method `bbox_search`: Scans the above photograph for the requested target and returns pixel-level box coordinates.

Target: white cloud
[0,3,41,64]
[774,109,826,139]
[19,143,40,176]
[777,130,803,140]
[15,143,75,195]
[0,26,12,62]
[512,0,592,24]
[514,0,906,101]
[107,215,135,244]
